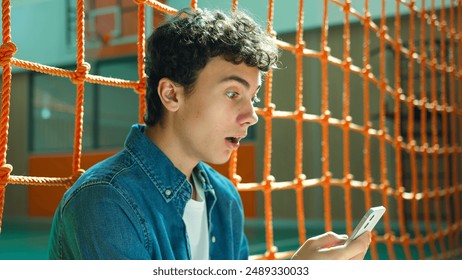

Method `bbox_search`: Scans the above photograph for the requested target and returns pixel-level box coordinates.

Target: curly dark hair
[143,8,279,126]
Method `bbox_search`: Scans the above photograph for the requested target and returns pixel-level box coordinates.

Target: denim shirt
[48,124,249,260]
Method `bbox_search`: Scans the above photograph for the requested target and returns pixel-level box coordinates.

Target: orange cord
[0,0,13,234]
[136,3,147,124]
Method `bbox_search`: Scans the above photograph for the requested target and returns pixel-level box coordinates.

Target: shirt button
[165,189,172,196]
[211,236,216,243]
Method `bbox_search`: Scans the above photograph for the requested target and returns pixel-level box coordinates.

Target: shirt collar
[124,124,212,202]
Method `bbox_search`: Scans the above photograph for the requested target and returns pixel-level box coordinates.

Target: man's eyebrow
[220,75,261,91]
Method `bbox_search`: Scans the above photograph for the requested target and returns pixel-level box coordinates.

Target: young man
[48,8,371,260]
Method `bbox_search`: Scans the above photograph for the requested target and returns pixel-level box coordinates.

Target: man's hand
[291,231,371,260]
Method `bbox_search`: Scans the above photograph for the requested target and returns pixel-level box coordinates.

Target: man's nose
[240,103,259,127]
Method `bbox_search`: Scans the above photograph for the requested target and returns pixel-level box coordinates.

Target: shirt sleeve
[239,232,250,260]
[53,183,151,260]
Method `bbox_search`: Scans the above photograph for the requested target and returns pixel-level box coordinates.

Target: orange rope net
[1,0,461,260]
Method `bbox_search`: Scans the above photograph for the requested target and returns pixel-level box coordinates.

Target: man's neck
[144,124,196,180]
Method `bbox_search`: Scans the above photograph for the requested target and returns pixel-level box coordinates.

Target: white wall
[168,0,451,33]
[3,0,452,67]
[10,0,75,67]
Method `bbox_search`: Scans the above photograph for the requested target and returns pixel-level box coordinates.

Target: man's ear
[157,78,181,112]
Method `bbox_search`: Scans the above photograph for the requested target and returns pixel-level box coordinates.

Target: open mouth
[225,137,241,144]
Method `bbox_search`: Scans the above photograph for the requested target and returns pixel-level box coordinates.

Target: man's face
[174,56,261,165]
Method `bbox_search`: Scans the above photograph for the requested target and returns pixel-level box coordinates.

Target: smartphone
[344,206,386,245]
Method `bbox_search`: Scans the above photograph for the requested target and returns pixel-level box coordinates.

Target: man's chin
[205,154,233,166]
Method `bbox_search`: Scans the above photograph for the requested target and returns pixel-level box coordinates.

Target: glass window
[31,69,95,153]
[96,58,139,149]
[31,58,139,152]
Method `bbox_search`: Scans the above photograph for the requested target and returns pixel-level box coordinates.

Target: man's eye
[252,95,261,105]
[226,91,238,99]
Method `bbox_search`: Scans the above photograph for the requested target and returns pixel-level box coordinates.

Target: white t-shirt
[182,172,209,260]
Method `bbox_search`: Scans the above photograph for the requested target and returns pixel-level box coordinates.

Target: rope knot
[0,164,13,188]
[0,42,17,67]
[135,77,146,94]
[69,169,85,188]
[71,62,91,84]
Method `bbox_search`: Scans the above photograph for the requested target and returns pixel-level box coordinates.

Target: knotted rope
[0,164,12,233]
[0,42,16,67]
